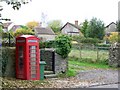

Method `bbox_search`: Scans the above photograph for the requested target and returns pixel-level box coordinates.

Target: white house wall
[38,35,56,41]
[61,24,79,36]
[105,24,117,34]
[8,23,15,31]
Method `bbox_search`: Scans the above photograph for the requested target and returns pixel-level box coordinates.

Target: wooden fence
[71,44,110,63]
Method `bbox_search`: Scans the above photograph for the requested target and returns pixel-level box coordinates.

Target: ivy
[55,34,72,58]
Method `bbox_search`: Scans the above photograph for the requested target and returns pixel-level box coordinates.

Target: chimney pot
[75,20,78,26]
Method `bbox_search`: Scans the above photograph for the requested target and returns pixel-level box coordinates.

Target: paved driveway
[48,69,119,88]
[76,69,119,88]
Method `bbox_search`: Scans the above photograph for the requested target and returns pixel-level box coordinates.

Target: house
[61,21,83,36]
[2,22,14,32]
[10,25,22,32]
[104,22,118,44]
[105,22,117,35]
[34,27,56,41]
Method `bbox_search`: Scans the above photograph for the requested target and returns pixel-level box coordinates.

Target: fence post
[96,47,99,60]
[79,43,82,59]
[8,33,11,46]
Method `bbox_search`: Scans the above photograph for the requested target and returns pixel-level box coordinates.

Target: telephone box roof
[18,35,36,38]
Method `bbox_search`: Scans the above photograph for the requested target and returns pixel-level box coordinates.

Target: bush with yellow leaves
[14,28,35,37]
[105,32,119,43]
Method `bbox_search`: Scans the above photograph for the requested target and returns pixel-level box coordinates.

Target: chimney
[39,22,42,27]
[75,20,78,26]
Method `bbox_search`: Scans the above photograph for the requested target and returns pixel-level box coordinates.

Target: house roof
[11,25,21,32]
[105,22,117,28]
[60,22,80,30]
[2,22,12,28]
[34,27,55,35]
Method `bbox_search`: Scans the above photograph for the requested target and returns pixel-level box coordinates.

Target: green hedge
[96,43,111,50]
[39,40,56,48]
[72,36,101,44]
[96,43,111,47]
[80,38,100,44]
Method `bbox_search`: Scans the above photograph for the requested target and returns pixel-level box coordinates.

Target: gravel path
[47,69,119,88]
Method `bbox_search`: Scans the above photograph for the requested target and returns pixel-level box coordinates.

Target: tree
[86,17,105,40]
[26,21,39,30]
[48,20,62,34]
[81,19,88,37]
[0,0,31,10]
[116,20,120,32]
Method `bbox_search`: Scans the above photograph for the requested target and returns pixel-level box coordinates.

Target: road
[89,83,119,88]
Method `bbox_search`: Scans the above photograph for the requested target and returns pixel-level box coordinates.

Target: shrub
[14,28,35,37]
[109,32,119,43]
[45,40,56,48]
[71,35,84,42]
[96,43,111,47]
[39,41,45,48]
[39,40,56,48]
[72,36,101,44]
[80,37,100,44]
[55,34,72,58]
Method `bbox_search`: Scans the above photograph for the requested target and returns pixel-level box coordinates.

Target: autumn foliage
[14,28,35,37]
[26,21,39,30]
[104,32,119,43]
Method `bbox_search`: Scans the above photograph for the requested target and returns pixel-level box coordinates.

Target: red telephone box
[16,35,40,80]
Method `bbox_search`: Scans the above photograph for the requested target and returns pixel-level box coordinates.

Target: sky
[1,0,120,26]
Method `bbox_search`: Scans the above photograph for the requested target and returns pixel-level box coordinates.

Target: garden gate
[40,49,55,73]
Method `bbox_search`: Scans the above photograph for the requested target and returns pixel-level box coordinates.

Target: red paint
[16,35,40,80]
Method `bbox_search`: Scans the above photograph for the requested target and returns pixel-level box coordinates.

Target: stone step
[44,71,54,75]
[44,74,57,79]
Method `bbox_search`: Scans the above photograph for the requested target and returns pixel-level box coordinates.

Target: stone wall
[40,48,68,74]
[2,47,16,77]
[55,53,68,74]
[109,43,120,67]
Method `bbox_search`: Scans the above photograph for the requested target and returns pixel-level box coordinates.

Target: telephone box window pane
[30,58,36,61]
[18,46,24,70]
[31,70,36,74]
[30,54,36,57]
[31,66,36,70]
[31,74,36,78]
[30,50,36,53]
[30,46,36,50]
[30,62,36,66]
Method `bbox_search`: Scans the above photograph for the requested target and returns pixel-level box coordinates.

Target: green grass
[69,60,109,69]
[58,68,77,78]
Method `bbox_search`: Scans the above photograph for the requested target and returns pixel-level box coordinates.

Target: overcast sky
[1,0,120,26]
